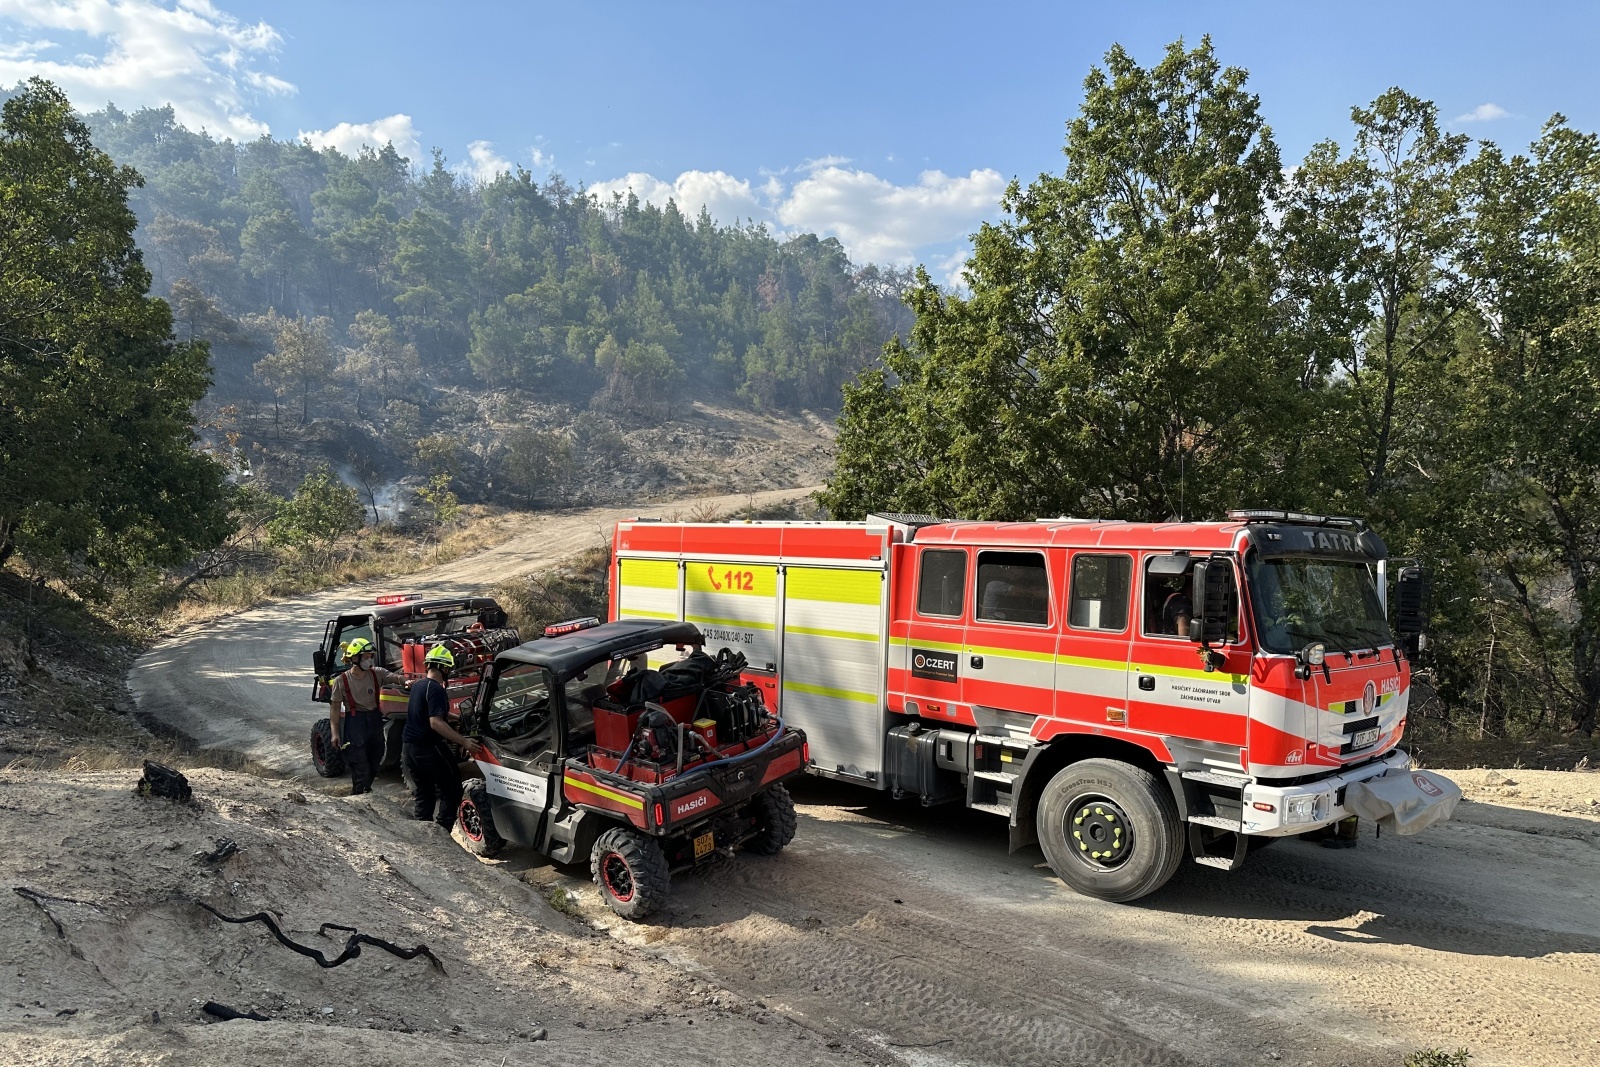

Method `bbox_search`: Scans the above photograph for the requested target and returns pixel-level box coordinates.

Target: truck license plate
[693,832,715,859]
[1352,726,1380,748]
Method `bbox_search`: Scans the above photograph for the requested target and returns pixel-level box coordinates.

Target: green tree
[824,38,1298,522]
[266,465,364,559]
[1282,90,1473,508]
[1462,120,1600,736]
[343,309,420,415]
[415,472,462,532]
[253,313,337,425]
[0,79,229,593]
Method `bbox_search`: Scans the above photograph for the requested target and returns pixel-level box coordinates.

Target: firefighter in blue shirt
[403,645,481,829]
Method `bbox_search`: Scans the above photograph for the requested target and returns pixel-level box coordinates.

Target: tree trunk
[0,516,16,566]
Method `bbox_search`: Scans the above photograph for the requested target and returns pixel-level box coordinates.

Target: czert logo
[1362,680,1377,715]
[911,648,958,683]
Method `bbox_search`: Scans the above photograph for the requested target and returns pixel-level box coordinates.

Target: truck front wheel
[1036,758,1184,903]
[591,827,670,920]
[310,718,345,778]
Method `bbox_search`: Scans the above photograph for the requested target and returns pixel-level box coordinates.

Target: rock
[527,1027,548,1041]
[285,791,307,804]
[1483,770,1516,786]
[320,1006,334,1016]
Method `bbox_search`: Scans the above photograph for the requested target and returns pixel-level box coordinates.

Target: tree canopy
[0,79,229,596]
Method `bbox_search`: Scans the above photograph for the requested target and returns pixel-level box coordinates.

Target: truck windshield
[1246,556,1391,655]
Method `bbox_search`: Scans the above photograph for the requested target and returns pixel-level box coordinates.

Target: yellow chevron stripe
[563,775,645,809]
[619,558,679,589]
[619,608,679,620]
[783,679,878,704]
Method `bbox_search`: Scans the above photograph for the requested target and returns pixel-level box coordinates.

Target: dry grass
[165,506,520,630]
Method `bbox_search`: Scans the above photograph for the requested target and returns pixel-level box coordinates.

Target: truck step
[969,801,1012,817]
[1192,854,1240,869]
[1182,770,1249,789]
[1187,814,1241,831]
[972,770,1018,784]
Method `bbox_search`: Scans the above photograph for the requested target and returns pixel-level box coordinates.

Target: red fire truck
[610,510,1457,902]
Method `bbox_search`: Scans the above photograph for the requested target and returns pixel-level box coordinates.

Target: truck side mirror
[458,698,477,734]
[312,648,327,675]
[1394,566,1432,659]
[1190,560,1235,647]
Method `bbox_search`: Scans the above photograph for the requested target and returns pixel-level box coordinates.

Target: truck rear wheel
[457,779,505,857]
[742,784,797,855]
[591,827,670,920]
[1036,758,1183,903]
[310,718,345,778]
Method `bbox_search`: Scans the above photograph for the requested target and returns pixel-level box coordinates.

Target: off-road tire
[380,716,405,770]
[1036,758,1184,903]
[591,827,670,920]
[457,779,505,858]
[742,784,797,855]
[310,718,345,778]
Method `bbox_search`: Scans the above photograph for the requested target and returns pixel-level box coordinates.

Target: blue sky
[2,0,1596,278]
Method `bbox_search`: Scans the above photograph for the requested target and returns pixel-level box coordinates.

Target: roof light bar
[544,616,601,637]
[375,593,423,605]
[1227,510,1363,528]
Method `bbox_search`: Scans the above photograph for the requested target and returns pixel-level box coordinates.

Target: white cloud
[299,113,422,163]
[0,0,291,140]
[454,138,512,183]
[587,169,766,227]
[1454,102,1511,123]
[776,166,1005,265]
[586,163,1004,265]
[932,248,972,290]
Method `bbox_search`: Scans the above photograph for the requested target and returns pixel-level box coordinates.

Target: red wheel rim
[459,799,484,841]
[601,852,635,902]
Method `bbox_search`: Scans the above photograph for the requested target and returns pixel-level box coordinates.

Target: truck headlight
[1284,795,1322,824]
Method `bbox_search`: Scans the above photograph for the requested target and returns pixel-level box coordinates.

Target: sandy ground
[113,502,1600,1067]
[0,768,881,1067]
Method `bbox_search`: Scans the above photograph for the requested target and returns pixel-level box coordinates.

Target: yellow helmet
[424,644,455,668]
[345,637,373,658]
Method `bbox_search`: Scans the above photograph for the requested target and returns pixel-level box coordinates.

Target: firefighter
[402,645,480,829]
[329,637,402,795]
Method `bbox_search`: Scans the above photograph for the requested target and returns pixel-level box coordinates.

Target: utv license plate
[1352,726,1380,748]
[693,832,715,859]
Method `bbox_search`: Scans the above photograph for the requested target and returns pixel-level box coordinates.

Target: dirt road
[128,500,1600,1067]
[129,486,816,772]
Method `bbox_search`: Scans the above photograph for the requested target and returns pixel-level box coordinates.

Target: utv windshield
[1246,555,1391,655]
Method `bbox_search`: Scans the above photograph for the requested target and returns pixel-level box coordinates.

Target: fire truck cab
[611,510,1457,902]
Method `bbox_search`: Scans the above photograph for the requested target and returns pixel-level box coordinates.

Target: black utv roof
[373,596,502,625]
[496,619,703,677]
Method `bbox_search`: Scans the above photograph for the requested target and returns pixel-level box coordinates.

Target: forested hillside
[78,102,911,414]
[824,39,1600,744]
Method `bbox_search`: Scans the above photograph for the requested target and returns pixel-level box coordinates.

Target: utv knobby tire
[1036,758,1184,903]
[591,827,670,921]
[457,779,506,858]
[742,784,797,855]
[310,718,345,778]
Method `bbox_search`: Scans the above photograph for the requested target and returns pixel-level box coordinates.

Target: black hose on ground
[195,901,445,973]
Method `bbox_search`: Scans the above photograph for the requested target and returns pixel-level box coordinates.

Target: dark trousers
[344,709,385,794]
[403,741,463,829]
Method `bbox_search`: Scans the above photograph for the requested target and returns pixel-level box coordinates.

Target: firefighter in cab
[329,637,402,795]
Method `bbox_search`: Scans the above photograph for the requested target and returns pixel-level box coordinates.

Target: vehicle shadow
[749,779,1600,961]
